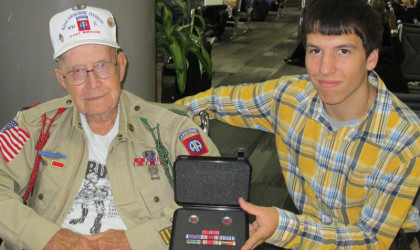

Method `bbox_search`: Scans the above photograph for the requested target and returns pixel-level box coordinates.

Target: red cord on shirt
[22,108,66,204]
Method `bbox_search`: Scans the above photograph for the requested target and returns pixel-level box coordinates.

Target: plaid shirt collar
[294,71,393,146]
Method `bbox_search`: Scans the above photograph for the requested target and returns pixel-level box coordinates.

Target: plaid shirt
[177,72,420,249]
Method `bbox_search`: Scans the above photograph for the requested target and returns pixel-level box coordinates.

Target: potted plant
[156,0,212,100]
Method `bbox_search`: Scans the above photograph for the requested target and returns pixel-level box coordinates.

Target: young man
[0,5,219,250]
[177,0,420,248]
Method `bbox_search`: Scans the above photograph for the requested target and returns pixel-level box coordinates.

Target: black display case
[170,153,251,249]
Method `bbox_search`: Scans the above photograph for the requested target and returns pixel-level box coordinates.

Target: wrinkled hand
[84,229,131,250]
[44,229,93,250]
[239,197,279,250]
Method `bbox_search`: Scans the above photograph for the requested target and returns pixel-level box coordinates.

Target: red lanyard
[22,108,66,204]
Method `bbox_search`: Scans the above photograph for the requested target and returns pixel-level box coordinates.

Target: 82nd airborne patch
[179,128,208,156]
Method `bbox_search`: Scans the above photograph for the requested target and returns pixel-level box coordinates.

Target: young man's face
[305,32,378,114]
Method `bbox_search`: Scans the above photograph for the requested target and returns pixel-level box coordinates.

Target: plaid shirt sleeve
[175,78,283,133]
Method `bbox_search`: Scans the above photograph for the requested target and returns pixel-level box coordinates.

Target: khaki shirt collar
[69,90,145,143]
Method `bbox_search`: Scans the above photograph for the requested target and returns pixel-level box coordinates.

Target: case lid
[173,154,251,207]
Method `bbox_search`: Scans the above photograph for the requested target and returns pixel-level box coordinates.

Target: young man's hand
[239,197,279,250]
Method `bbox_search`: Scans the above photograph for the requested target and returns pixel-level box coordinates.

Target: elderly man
[0,5,219,250]
[177,0,420,249]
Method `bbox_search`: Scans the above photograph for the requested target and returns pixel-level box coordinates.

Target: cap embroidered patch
[0,120,30,163]
[159,226,172,245]
[77,18,91,32]
[182,134,209,156]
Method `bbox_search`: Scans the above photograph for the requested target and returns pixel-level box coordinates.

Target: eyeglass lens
[64,62,117,86]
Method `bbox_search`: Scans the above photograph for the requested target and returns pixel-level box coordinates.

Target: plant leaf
[155,0,213,94]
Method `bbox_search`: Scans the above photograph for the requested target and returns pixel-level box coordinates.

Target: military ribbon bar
[134,157,162,166]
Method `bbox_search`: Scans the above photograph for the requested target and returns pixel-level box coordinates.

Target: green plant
[156,0,212,94]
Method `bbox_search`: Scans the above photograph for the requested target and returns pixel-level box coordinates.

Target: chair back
[400,22,420,82]
[394,92,420,117]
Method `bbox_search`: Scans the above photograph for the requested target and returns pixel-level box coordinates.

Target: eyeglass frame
[61,61,119,86]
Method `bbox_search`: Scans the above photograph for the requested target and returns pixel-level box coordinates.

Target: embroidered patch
[51,160,65,168]
[179,128,200,141]
[182,134,209,156]
[77,18,91,32]
[0,120,30,163]
[159,226,172,245]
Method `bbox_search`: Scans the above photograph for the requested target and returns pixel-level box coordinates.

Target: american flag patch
[0,120,30,163]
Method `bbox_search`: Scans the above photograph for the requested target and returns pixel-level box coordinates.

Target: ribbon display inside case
[170,153,251,249]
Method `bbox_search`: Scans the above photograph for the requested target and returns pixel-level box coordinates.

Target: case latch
[237,147,245,161]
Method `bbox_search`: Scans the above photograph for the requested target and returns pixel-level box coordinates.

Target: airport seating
[395,92,420,117]
[400,22,420,85]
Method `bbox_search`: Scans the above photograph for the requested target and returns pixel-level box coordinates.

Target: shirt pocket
[28,159,61,215]
[137,164,174,216]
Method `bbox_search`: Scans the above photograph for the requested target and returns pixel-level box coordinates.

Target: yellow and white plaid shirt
[177,72,420,249]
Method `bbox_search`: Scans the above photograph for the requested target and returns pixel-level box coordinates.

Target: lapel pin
[188,214,199,224]
[222,216,232,225]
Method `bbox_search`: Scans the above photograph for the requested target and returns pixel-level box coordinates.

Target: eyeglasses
[62,62,118,86]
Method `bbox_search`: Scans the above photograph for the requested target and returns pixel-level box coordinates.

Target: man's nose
[319,53,336,75]
[85,70,101,88]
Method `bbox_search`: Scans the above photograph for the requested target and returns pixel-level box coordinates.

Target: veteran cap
[49,4,120,59]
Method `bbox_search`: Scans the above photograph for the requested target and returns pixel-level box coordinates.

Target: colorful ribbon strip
[186,239,236,246]
[133,157,162,166]
[186,234,236,241]
[202,230,219,235]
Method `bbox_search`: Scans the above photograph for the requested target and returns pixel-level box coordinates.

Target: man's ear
[366,48,379,71]
[117,52,127,82]
[55,68,68,91]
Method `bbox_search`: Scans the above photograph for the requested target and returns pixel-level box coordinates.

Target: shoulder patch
[181,132,209,156]
[0,120,30,163]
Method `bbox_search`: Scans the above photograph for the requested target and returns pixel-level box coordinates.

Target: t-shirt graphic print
[62,161,127,234]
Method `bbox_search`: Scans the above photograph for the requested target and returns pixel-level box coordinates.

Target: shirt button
[154,196,160,203]
[134,105,141,111]
[66,99,72,105]
[38,194,44,200]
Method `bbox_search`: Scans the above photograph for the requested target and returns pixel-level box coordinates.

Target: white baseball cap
[49,4,120,60]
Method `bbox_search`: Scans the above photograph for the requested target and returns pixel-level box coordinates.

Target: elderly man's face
[56,44,126,119]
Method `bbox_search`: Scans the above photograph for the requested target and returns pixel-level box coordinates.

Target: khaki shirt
[0,90,220,249]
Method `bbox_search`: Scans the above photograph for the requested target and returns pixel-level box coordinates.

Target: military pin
[148,165,160,180]
[188,214,199,224]
[222,216,232,225]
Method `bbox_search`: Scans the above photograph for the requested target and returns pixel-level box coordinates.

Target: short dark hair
[302,0,383,57]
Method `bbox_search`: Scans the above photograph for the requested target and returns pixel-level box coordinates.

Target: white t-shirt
[61,111,127,234]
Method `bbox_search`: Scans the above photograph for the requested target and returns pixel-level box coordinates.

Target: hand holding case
[170,153,251,249]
